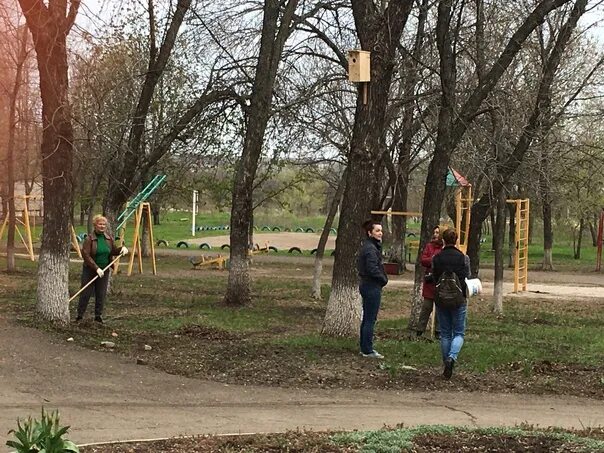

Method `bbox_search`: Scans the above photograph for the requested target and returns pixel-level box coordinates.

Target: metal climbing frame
[507,198,530,293]
[115,175,166,232]
[114,175,166,276]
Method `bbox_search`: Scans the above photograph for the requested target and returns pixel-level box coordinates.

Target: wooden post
[21,196,34,261]
[128,204,144,276]
[0,216,7,242]
[1,195,36,260]
[70,225,82,259]
[113,223,127,274]
[127,202,156,276]
[144,203,157,275]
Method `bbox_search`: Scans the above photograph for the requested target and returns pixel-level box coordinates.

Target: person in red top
[417,225,443,338]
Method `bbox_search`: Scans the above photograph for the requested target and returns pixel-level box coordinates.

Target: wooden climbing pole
[507,198,530,292]
[116,202,157,276]
[455,185,472,253]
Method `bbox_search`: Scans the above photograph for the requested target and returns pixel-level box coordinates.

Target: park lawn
[78,425,604,452]
[1,254,603,400]
[12,210,599,271]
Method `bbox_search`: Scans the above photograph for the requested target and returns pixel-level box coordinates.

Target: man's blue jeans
[359,282,382,354]
[436,303,467,362]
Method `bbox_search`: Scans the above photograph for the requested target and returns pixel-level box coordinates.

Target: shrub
[6,409,79,453]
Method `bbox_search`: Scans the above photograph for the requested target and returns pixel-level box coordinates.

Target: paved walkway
[1,319,603,449]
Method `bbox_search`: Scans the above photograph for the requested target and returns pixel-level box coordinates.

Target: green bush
[6,409,79,453]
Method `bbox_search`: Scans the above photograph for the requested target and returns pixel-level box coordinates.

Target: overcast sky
[74,0,604,46]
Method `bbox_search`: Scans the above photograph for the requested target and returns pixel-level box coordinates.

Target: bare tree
[100,0,236,224]
[17,0,81,323]
[0,2,31,272]
[224,0,300,306]
[322,0,414,337]
[465,0,589,278]
[404,0,576,329]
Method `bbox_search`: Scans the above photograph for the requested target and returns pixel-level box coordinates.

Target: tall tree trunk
[18,0,80,324]
[312,169,346,299]
[588,217,598,246]
[490,210,496,251]
[467,202,487,277]
[322,0,413,337]
[390,0,428,272]
[574,217,584,259]
[224,0,299,306]
[152,204,160,225]
[390,171,409,268]
[409,0,457,330]
[492,192,506,315]
[6,26,28,272]
[540,144,555,270]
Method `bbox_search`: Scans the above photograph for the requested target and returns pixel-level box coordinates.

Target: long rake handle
[69,254,123,303]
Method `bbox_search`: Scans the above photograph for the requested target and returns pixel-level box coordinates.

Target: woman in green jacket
[76,215,127,323]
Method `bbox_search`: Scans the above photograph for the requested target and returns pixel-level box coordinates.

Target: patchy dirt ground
[186,232,336,251]
[79,427,604,452]
[66,319,603,401]
[1,256,604,450]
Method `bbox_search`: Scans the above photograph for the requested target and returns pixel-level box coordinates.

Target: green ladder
[116,175,166,232]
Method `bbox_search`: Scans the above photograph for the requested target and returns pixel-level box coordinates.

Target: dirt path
[1,318,603,449]
[186,232,335,250]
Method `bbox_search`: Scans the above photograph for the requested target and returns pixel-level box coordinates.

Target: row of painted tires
[161,240,334,255]
[257,226,337,234]
[196,225,229,231]
[192,226,336,234]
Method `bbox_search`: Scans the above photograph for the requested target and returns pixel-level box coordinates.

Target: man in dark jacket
[432,228,470,379]
[357,220,388,358]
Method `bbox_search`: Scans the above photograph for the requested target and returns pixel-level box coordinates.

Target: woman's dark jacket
[357,237,388,287]
[81,232,122,271]
[432,245,471,297]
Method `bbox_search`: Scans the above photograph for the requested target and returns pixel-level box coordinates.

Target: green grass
[477,239,597,270]
[1,233,603,401]
[330,425,604,452]
[2,253,603,377]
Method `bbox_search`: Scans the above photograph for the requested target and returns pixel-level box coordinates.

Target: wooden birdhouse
[348,50,370,83]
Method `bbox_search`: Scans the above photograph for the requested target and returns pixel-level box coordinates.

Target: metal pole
[192,190,198,236]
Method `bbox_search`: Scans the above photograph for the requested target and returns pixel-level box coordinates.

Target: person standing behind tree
[417,225,443,338]
[357,220,388,359]
[432,228,470,379]
[76,215,128,323]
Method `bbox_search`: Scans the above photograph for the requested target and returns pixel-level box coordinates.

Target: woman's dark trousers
[77,266,110,319]
[359,282,382,354]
